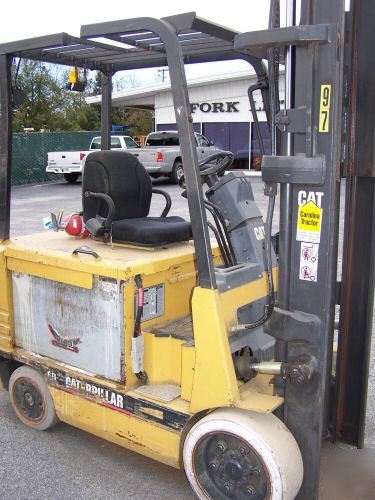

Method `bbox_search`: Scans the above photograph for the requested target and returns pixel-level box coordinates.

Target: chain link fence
[11,131,99,186]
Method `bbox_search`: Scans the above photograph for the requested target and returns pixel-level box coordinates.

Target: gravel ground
[0,176,373,499]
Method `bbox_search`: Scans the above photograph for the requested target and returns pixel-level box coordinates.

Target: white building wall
[154,76,284,126]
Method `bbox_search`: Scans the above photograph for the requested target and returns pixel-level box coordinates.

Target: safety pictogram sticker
[299,242,319,282]
[296,200,323,243]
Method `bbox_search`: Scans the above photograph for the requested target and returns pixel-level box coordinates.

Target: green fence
[11,131,99,186]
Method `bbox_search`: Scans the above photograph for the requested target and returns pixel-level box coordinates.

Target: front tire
[183,408,303,500]
[64,173,79,183]
[9,366,59,431]
[170,161,184,184]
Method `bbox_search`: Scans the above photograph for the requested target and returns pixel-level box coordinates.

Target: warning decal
[296,200,323,243]
[299,242,319,282]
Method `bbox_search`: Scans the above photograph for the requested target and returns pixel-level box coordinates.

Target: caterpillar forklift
[0,1,374,499]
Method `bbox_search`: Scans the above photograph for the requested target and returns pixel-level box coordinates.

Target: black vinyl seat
[82,151,192,246]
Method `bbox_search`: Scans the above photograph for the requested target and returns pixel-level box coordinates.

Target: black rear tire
[64,173,79,184]
[170,161,184,184]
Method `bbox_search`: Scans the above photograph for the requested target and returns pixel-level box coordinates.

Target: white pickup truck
[46,135,140,183]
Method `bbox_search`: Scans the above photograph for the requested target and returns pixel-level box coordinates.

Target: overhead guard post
[0,55,12,242]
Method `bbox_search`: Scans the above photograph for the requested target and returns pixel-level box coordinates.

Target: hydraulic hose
[205,202,235,267]
[204,200,237,266]
[133,275,148,383]
[207,221,231,267]
[248,80,267,157]
[133,275,144,338]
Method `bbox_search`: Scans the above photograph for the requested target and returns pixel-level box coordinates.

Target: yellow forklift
[0,2,374,499]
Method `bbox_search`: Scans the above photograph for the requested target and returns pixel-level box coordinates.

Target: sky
[0,0,273,43]
[0,1,350,86]
[0,0,276,85]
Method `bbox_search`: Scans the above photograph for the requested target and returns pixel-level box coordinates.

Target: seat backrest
[82,150,152,222]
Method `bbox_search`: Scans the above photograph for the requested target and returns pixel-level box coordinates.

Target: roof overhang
[86,70,262,109]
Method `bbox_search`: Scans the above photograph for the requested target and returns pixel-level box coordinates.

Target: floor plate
[134,384,181,403]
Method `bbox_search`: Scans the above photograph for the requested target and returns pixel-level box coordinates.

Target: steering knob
[178,173,186,189]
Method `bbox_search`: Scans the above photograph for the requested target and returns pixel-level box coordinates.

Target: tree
[112,71,140,91]
[12,60,100,132]
[95,70,152,136]
[126,109,153,136]
[11,60,151,135]
[13,60,64,131]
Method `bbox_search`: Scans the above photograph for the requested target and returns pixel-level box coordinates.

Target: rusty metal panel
[344,0,375,177]
[12,273,124,382]
[334,0,375,447]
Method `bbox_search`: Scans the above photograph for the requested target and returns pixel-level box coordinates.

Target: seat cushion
[112,217,192,246]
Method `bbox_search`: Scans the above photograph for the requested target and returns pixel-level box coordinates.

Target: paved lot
[0,177,374,499]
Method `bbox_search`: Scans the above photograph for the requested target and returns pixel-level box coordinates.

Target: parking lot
[1,177,374,499]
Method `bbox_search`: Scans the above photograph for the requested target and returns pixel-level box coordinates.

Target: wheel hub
[24,391,35,408]
[13,378,44,422]
[193,432,269,500]
[225,459,244,481]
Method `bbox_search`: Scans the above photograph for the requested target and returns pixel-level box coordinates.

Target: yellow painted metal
[50,387,182,468]
[190,287,240,413]
[0,245,14,352]
[7,257,93,289]
[253,372,276,396]
[143,332,183,384]
[140,267,197,330]
[123,267,196,390]
[236,379,283,413]
[181,345,195,401]
[5,232,201,280]
[188,271,280,413]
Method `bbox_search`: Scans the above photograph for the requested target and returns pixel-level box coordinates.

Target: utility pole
[157,68,169,83]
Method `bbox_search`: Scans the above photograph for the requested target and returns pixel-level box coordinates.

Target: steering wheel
[178,151,234,189]
[178,151,234,191]
[198,150,234,178]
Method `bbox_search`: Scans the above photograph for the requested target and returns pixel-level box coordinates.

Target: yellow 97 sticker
[319,84,331,133]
